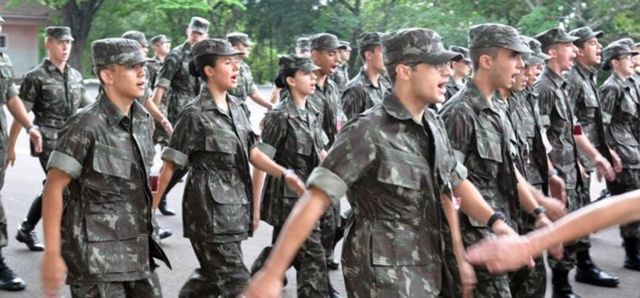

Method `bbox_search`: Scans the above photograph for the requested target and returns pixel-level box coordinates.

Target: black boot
[158,197,175,216]
[329,282,342,298]
[623,237,640,271]
[15,223,44,251]
[575,249,619,287]
[552,269,581,298]
[0,250,26,291]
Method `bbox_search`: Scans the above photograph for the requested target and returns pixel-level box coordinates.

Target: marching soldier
[444,46,472,102]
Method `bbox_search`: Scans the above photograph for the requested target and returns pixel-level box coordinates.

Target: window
[0,36,6,49]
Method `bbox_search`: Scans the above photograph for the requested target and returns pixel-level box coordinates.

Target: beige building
[0,0,52,79]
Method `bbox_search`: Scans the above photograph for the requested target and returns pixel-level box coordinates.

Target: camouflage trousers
[179,240,250,298]
[608,169,640,239]
[0,148,7,248]
[549,188,588,271]
[69,273,162,298]
[509,183,546,298]
[320,202,339,263]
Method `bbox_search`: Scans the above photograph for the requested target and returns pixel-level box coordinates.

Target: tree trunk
[61,0,105,72]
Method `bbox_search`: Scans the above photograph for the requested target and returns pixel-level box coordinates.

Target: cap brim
[526,56,545,66]
[559,36,580,43]
[423,50,463,64]
[190,28,207,34]
[219,49,244,56]
[58,36,75,41]
[504,41,533,55]
[300,64,320,72]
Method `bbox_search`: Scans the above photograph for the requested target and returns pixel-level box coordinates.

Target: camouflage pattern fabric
[91,38,151,68]
[600,72,640,238]
[440,81,518,298]
[341,66,391,120]
[535,28,579,51]
[308,77,342,148]
[47,92,168,284]
[178,240,250,298]
[162,86,256,243]
[228,61,258,103]
[535,67,582,190]
[467,23,531,53]
[0,52,18,248]
[147,56,170,146]
[444,77,464,102]
[512,88,549,189]
[69,273,162,298]
[46,26,74,41]
[566,62,610,171]
[19,59,92,165]
[331,63,349,91]
[154,41,198,123]
[306,93,468,297]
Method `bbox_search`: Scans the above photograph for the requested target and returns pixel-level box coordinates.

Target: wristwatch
[487,211,506,229]
[532,206,546,217]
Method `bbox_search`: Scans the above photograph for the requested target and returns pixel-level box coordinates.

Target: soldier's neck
[614,69,631,81]
[575,58,595,70]
[453,73,465,83]
[157,54,167,63]
[363,64,380,88]
[290,89,307,109]
[545,60,566,77]
[208,84,229,110]
[471,75,496,103]
[314,70,327,88]
[498,87,510,99]
[48,57,67,72]
[104,88,134,116]
[394,87,425,123]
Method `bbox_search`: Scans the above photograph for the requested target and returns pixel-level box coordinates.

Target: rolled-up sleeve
[47,116,90,178]
[47,151,83,179]
[161,147,189,168]
[163,108,197,168]
[154,54,179,89]
[306,167,348,205]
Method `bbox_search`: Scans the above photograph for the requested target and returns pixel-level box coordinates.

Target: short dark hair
[188,54,222,78]
[278,67,298,89]
[469,47,498,69]
[358,44,378,61]
[385,60,418,84]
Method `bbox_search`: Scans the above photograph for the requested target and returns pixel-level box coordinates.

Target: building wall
[1,23,40,79]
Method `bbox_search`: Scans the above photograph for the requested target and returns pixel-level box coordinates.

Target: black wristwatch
[487,211,506,229]
[532,206,546,217]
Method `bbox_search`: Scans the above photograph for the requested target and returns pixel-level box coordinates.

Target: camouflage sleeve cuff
[161,147,189,168]
[47,151,82,179]
[306,167,348,205]
[601,112,611,125]
[255,142,277,159]
[155,78,171,89]
[6,83,18,99]
[450,161,468,190]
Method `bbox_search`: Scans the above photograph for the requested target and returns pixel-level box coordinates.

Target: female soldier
[600,41,640,270]
[252,54,333,297]
[152,39,304,297]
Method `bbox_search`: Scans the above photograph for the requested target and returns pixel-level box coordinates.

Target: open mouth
[437,81,447,93]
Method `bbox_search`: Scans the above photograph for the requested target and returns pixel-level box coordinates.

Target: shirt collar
[542,67,567,89]
[574,62,598,82]
[99,91,148,127]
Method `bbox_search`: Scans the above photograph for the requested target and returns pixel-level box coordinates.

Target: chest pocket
[92,143,132,180]
[284,129,314,156]
[619,97,638,118]
[204,129,238,169]
[475,127,503,163]
[376,147,424,190]
[70,82,84,106]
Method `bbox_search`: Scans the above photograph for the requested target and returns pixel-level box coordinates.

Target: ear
[394,64,411,81]
[479,54,493,70]
[99,68,114,86]
[546,47,557,59]
[285,75,296,87]
[364,50,374,61]
[203,65,215,78]
[574,46,585,58]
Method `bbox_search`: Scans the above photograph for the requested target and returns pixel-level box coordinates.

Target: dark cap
[520,35,550,66]
[357,32,383,49]
[150,35,170,45]
[568,26,603,44]
[310,33,340,50]
[121,30,148,47]
[449,46,471,63]
[91,38,151,68]
[468,23,531,54]
[615,38,635,49]
[46,26,74,41]
[382,28,462,66]
[0,16,5,24]
[338,41,351,51]
[296,37,310,50]
[535,27,579,50]
[226,32,253,46]
[191,38,243,59]
[279,54,319,73]
[602,41,639,71]
[188,16,210,34]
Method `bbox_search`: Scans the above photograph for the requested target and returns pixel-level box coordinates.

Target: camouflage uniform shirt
[444,77,464,102]
[228,61,258,102]
[535,68,581,190]
[19,59,92,157]
[0,52,18,247]
[257,96,327,226]
[47,92,166,284]
[308,77,342,147]
[306,93,467,296]
[567,63,610,170]
[331,63,349,91]
[162,86,257,243]
[154,41,198,123]
[341,66,390,120]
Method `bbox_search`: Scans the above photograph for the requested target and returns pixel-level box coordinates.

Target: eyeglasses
[405,61,450,71]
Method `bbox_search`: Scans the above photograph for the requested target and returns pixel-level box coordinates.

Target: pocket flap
[371,221,430,266]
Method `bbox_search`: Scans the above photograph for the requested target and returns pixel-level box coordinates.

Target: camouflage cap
[568,26,603,43]
[121,30,148,47]
[357,32,383,49]
[296,37,310,50]
[0,16,5,24]
[601,41,639,71]
[615,38,635,49]
[310,33,340,50]
[535,27,579,50]
[191,38,243,59]
[91,38,152,68]
[520,35,550,66]
[338,41,351,51]
[449,46,471,63]
[149,34,170,45]
[188,16,210,34]
[46,26,74,41]
[468,23,531,54]
[279,54,319,73]
[226,32,253,46]
[382,28,462,66]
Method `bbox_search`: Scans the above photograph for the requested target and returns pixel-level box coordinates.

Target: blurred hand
[6,145,16,167]
[466,235,533,274]
[548,174,566,205]
[42,252,67,298]
[29,128,43,154]
[241,270,283,298]
[284,173,306,196]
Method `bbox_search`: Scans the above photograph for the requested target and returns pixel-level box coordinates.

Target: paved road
[1,85,639,297]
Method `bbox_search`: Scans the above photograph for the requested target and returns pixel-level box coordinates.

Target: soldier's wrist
[25,124,39,134]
